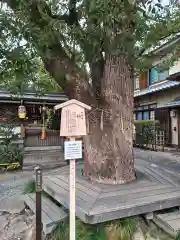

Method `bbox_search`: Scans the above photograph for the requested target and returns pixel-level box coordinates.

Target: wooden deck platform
[154,210,180,237]
[24,193,68,234]
[42,161,180,224]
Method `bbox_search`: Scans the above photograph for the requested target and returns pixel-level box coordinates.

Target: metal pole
[35,166,42,240]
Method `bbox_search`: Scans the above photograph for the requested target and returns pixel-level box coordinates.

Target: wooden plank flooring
[42,161,180,224]
[24,193,68,235]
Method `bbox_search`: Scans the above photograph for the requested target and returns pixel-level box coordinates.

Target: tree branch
[1,0,96,105]
[51,0,105,101]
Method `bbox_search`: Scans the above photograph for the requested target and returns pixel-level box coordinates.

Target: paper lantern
[18,105,26,119]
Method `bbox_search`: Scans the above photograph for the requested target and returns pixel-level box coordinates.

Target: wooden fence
[24,127,63,147]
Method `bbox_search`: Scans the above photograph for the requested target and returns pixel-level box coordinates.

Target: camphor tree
[0,0,180,184]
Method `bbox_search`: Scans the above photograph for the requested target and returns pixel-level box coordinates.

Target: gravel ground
[0,168,61,201]
[0,171,33,201]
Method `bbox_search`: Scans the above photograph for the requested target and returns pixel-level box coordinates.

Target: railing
[156,130,165,146]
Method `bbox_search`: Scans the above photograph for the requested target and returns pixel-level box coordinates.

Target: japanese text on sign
[60,104,87,136]
[64,141,82,160]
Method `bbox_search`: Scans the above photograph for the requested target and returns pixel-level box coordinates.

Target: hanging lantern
[18,105,26,119]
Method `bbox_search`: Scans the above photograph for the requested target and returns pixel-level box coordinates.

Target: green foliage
[28,61,62,94]
[46,108,60,130]
[23,180,36,194]
[47,217,137,240]
[105,218,137,240]
[0,124,23,165]
[0,0,179,91]
[0,51,61,94]
[176,231,180,240]
[134,120,160,147]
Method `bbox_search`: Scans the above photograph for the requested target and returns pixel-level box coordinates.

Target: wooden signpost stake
[34,165,42,240]
[55,99,91,240]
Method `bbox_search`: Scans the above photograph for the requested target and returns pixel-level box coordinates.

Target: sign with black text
[64,141,82,160]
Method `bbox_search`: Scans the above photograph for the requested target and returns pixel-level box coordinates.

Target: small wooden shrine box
[54,99,91,137]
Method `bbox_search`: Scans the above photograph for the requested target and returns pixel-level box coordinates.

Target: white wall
[169,59,180,76]
[170,111,178,145]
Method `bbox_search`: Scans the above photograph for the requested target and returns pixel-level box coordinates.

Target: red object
[41,127,47,140]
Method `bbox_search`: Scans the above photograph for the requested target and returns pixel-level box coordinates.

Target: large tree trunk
[84,55,136,184]
[44,52,136,185]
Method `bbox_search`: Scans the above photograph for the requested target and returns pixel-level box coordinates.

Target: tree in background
[0,31,61,94]
[0,0,179,184]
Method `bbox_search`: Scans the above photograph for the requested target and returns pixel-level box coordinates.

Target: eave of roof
[134,81,180,97]
[0,90,68,102]
[168,72,180,81]
[157,100,180,109]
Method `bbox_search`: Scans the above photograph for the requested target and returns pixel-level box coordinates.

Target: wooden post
[54,99,91,240]
[69,137,76,240]
[35,166,42,240]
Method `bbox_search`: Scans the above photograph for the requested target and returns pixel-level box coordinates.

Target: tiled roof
[0,90,68,102]
[134,81,180,97]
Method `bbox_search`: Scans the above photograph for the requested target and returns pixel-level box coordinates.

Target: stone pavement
[134,147,180,175]
[0,195,37,240]
[0,171,35,239]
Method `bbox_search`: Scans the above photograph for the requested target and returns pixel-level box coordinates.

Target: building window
[134,104,156,121]
[150,110,155,120]
[134,78,140,90]
[149,67,169,85]
[158,70,169,81]
[137,112,143,120]
[149,67,158,84]
[143,111,149,120]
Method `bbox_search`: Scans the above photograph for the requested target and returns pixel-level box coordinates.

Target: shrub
[176,231,180,240]
[0,124,23,166]
[23,180,36,194]
[47,217,137,240]
[47,109,60,130]
[134,120,160,147]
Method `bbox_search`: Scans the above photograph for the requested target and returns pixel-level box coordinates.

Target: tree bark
[84,55,136,184]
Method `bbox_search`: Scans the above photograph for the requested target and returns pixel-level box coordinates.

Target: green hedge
[0,124,23,166]
[134,120,160,146]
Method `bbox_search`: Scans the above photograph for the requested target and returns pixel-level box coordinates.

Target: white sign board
[64,141,82,160]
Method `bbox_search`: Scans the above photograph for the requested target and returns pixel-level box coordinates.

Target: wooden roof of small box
[54,99,91,137]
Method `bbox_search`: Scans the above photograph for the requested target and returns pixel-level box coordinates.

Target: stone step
[23,160,66,170]
[23,193,68,235]
[24,151,64,157]
[153,210,180,238]
[24,146,62,152]
[23,151,66,170]
[23,163,66,171]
